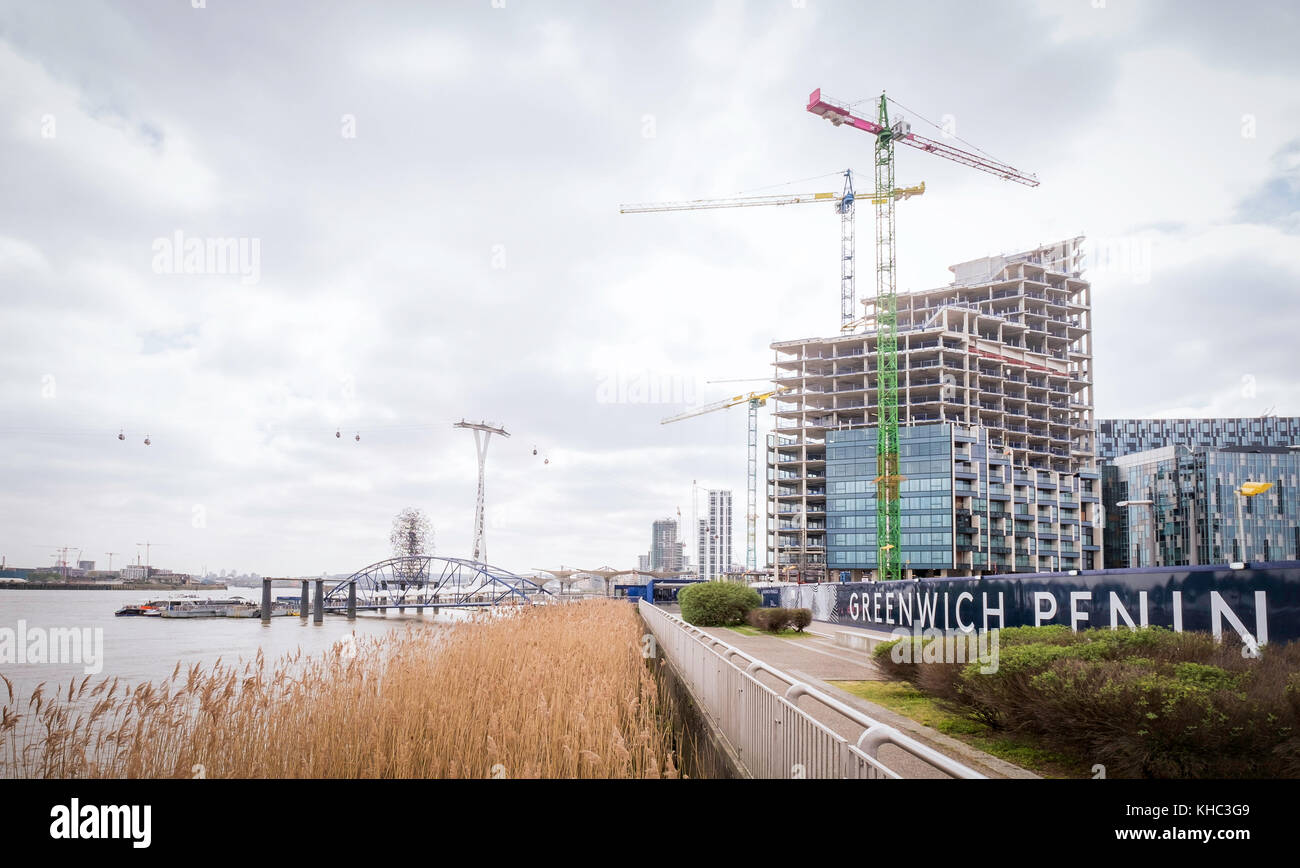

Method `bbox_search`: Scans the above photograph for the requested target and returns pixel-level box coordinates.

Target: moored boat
[157,598,248,618]
[115,600,166,617]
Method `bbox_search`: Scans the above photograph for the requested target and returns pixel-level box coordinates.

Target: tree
[390,508,433,578]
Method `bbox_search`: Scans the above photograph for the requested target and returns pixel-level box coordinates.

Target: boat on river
[114,601,166,617]
[158,598,250,618]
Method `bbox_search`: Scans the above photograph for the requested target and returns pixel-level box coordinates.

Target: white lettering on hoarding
[1033,591,1058,626]
[1070,591,1090,631]
[1109,590,1149,630]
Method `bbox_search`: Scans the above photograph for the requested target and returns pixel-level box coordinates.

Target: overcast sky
[1,0,1297,577]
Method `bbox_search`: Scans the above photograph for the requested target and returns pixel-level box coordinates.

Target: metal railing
[639,600,984,780]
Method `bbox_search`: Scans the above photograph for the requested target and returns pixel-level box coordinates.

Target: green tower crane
[807,89,1039,581]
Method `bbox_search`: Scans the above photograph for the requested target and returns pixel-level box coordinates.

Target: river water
[0,588,451,700]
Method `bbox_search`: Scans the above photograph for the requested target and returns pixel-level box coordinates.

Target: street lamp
[1116,499,1155,567]
[1233,481,1274,563]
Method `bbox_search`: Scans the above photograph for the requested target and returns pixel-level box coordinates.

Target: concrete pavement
[681,615,1036,779]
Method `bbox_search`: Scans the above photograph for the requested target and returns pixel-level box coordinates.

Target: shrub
[678,582,761,627]
[746,607,793,632]
[872,625,1300,778]
[790,609,812,632]
[766,608,793,632]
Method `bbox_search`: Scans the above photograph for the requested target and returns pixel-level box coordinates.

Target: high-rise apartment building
[650,518,683,573]
[1098,417,1300,461]
[769,238,1098,581]
[1111,444,1300,566]
[1098,417,1300,567]
[697,490,733,580]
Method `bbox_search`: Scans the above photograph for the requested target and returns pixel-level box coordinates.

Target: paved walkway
[667,609,1035,779]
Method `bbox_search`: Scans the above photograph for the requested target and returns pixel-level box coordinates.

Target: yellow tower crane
[621,172,924,330]
[662,389,785,574]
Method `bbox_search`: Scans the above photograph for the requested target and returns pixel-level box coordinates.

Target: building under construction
[767,237,1104,581]
[649,517,684,573]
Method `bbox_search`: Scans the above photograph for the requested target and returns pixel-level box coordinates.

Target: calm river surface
[0,588,452,699]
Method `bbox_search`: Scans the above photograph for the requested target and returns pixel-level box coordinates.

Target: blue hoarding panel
[807,563,1300,644]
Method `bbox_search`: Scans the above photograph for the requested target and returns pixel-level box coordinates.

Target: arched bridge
[322,556,552,613]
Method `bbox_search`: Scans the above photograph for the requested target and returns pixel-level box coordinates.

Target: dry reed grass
[1,599,680,778]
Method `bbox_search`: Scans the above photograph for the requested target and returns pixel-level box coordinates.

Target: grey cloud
[1,0,1296,574]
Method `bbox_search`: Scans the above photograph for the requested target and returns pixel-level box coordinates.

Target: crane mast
[873,94,903,583]
[839,170,856,328]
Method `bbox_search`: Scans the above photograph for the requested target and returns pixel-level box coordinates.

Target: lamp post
[1233,481,1274,563]
[1117,499,1155,567]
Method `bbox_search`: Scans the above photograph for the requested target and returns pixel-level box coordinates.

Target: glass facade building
[1112,445,1300,567]
[1100,417,1300,567]
[825,421,1103,579]
[826,424,955,572]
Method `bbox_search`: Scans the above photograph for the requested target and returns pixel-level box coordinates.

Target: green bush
[747,607,795,632]
[872,625,1300,778]
[746,607,778,631]
[744,607,812,633]
[678,582,761,627]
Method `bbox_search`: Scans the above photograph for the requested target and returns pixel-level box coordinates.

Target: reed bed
[1,599,680,778]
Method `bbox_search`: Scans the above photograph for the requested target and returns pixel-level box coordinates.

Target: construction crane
[807,88,1038,581]
[662,389,784,572]
[621,171,924,329]
[37,545,80,579]
[134,541,169,579]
